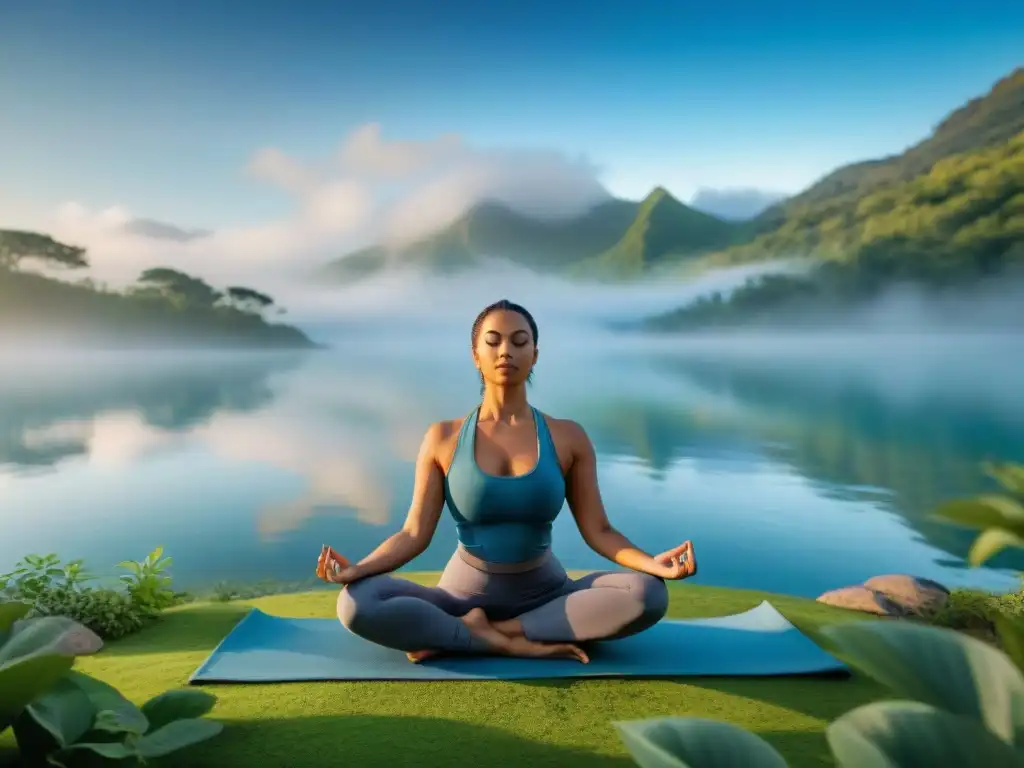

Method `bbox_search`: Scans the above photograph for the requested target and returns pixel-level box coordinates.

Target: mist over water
[285,260,808,340]
[2,263,1023,598]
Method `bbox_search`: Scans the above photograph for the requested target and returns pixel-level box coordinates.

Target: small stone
[863,574,950,616]
[57,624,104,656]
[816,586,907,617]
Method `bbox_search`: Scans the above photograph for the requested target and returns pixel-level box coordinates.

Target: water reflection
[1,339,1021,595]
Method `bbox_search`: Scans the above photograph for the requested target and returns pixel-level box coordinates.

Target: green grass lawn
[2,577,885,768]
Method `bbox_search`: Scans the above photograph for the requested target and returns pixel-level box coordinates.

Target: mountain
[319,67,1023,287]
[318,198,643,281]
[317,191,744,283]
[754,67,1024,231]
[567,187,745,279]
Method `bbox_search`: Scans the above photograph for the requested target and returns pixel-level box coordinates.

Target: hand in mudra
[652,540,697,580]
[316,545,359,585]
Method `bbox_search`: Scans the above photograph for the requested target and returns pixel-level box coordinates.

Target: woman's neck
[479,384,530,424]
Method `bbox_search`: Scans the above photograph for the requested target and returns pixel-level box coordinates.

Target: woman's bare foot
[489,617,524,639]
[406,649,439,663]
[461,608,589,663]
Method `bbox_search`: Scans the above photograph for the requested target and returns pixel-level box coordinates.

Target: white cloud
[28,124,610,291]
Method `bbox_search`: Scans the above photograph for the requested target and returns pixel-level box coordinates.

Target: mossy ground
[1,577,887,768]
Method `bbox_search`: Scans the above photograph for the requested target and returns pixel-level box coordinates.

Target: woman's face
[473,310,537,388]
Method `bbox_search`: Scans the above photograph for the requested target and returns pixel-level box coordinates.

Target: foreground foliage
[1,599,223,765]
[616,462,1024,767]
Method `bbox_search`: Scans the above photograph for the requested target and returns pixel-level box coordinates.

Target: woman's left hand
[651,541,697,580]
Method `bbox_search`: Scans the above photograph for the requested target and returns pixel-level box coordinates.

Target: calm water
[2,329,1023,598]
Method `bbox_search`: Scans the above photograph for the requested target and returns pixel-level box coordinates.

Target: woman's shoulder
[423,416,466,444]
[536,410,589,445]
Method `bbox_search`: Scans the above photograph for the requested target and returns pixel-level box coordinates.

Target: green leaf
[50,740,137,764]
[93,703,148,736]
[969,528,1024,566]
[985,463,1024,496]
[934,496,1024,532]
[0,602,30,633]
[23,675,94,747]
[827,700,1024,768]
[614,717,789,768]
[136,717,223,758]
[821,620,1024,745]
[995,614,1024,673]
[141,689,217,731]
[0,654,74,719]
[65,671,133,714]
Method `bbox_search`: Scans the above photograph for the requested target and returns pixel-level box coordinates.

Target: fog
[279,259,811,342]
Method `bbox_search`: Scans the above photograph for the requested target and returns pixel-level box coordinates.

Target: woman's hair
[470,299,539,391]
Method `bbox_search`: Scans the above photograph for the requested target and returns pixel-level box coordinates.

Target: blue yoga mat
[189,600,847,683]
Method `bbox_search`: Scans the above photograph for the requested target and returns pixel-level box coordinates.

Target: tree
[137,267,220,307]
[0,230,88,271]
[223,286,276,315]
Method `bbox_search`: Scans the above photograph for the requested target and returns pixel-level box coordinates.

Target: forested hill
[753,67,1024,230]
[647,128,1024,331]
[0,230,315,348]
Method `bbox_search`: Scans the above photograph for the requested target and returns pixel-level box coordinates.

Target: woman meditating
[316,299,697,663]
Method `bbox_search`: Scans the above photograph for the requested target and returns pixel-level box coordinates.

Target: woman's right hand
[316,545,360,585]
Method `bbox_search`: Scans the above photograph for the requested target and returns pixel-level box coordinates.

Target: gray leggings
[336,549,669,653]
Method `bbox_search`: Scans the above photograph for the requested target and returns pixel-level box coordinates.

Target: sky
[0,0,1021,286]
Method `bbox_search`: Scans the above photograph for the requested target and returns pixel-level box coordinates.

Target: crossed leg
[491,570,670,643]
[337,569,670,662]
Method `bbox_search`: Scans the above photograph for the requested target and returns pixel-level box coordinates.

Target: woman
[317,299,697,664]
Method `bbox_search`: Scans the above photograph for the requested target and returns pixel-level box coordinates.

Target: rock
[55,624,104,656]
[10,616,104,656]
[863,574,950,616]
[816,586,907,617]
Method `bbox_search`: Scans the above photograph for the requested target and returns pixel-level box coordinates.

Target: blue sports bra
[443,407,566,563]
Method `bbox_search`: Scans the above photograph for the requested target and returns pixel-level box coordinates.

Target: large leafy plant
[614,462,1024,767]
[0,600,101,736]
[2,598,223,764]
[15,671,223,766]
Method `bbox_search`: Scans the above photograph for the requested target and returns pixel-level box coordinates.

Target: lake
[2,326,1023,599]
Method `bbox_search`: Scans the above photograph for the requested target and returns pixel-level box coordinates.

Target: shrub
[118,546,185,615]
[1,547,184,641]
[31,586,147,641]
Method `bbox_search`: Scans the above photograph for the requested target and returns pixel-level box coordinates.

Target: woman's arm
[344,422,447,581]
[563,420,677,578]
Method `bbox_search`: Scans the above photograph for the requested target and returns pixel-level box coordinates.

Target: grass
[2,576,887,768]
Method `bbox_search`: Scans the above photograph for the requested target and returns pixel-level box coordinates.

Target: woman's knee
[634,573,670,622]
[336,576,383,632]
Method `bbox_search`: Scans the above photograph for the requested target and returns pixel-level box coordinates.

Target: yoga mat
[189,601,847,683]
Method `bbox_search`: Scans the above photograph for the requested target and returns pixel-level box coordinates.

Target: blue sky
[2,0,1022,235]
